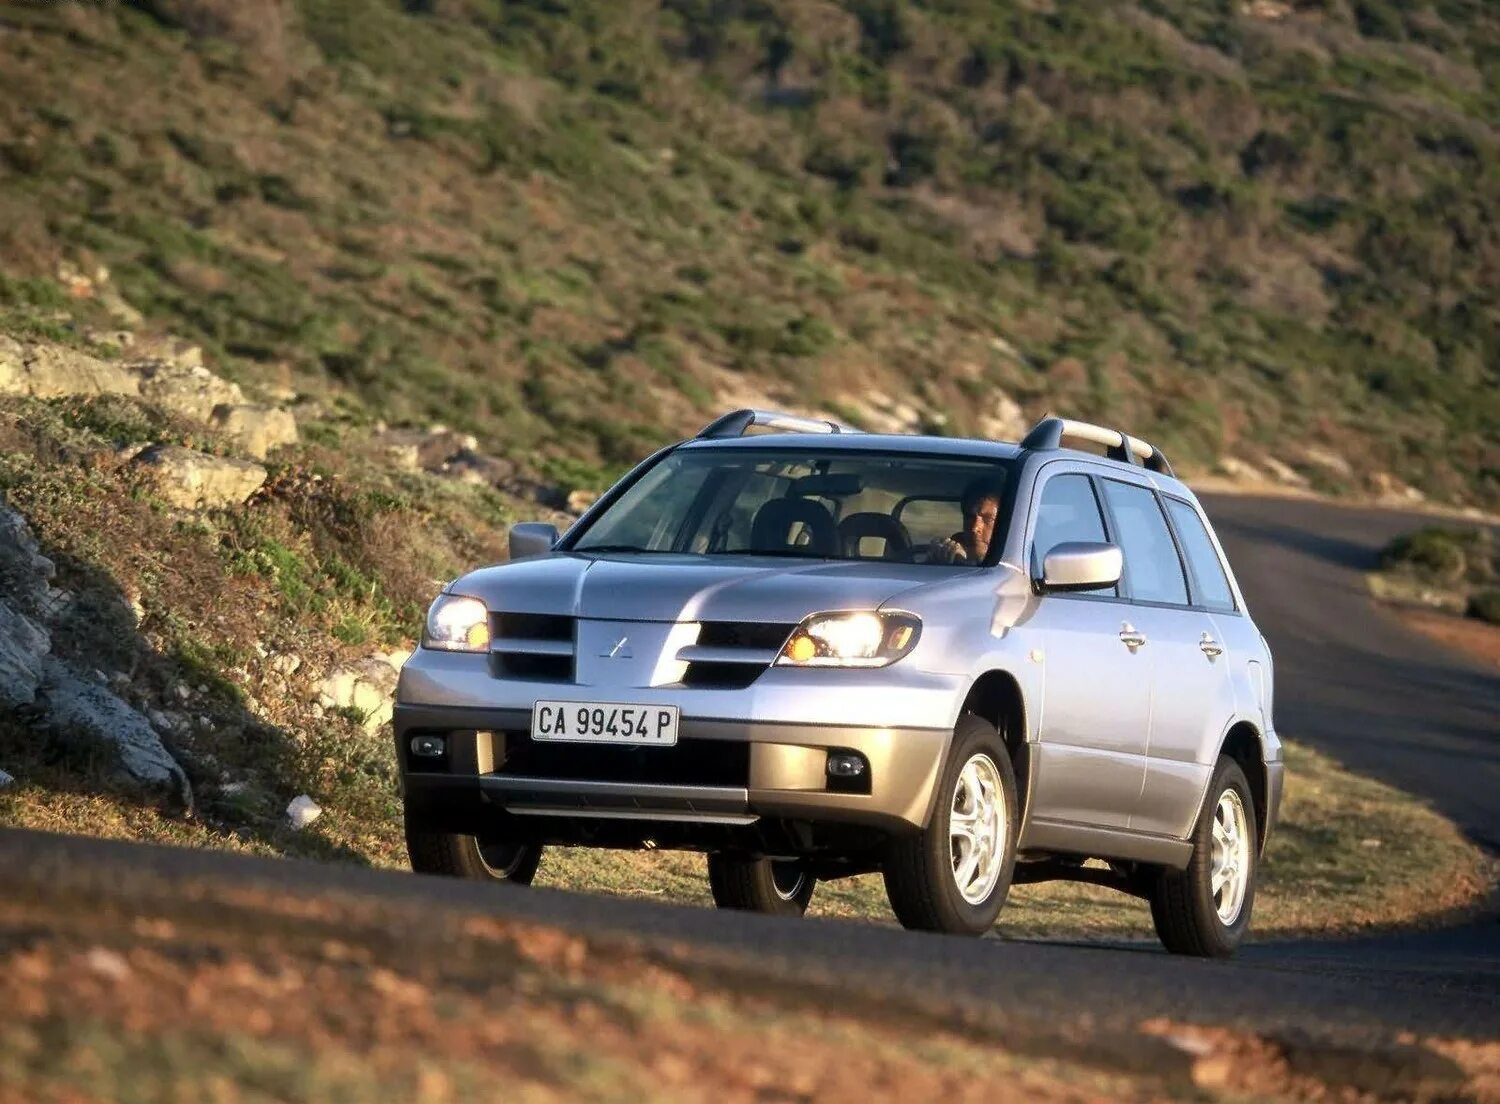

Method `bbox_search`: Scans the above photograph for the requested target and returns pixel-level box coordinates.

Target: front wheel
[1150,757,1258,957]
[883,714,1018,935]
[707,854,817,916]
[405,812,543,884]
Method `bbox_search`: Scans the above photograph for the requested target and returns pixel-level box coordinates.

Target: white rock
[0,336,140,399]
[0,602,51,710]
[0,769,13,788]
[977,391,1026,442]
[38,660,192,804]
[0,506,58,623]
[130,445,267,510]
[1259,455,1310,488]
[133,356,242,421]
[286,794,322,829]
[209,403,299,460]
[1215,456,1263,481]
[316,656,398,731]
[1301,446,1353,478]
[84,946,131,981]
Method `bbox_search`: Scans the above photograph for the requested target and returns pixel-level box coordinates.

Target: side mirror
[509,522,559,560]
[1040,541,1122,593]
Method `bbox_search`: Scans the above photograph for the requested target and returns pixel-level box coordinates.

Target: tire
[883,713,1018,935]
[707,854,817,916]
[404,812,542,884]
[1150,757,1258,958]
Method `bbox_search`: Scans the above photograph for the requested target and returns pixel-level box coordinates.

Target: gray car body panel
[397,431,1280,868]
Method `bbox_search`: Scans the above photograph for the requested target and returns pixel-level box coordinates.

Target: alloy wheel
[949,753,1007,906]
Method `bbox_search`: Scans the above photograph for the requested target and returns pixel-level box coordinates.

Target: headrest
[838,512,911,559]
[749,498,837,555]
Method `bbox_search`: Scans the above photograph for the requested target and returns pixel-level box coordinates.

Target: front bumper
[394,702,952,839]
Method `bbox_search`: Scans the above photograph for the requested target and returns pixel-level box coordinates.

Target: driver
[926,478,1005,565]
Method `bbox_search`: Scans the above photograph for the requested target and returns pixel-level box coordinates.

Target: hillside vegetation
[0,0,1496,505]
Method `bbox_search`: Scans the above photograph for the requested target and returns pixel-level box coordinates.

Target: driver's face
[963,497,1001,561]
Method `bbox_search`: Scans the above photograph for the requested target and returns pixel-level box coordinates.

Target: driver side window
[1032,474,1117,596]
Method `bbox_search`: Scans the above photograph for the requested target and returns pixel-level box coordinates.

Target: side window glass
[1166,498,1237,612]
[1100,481,1190,606]
[1032,474,1116,596]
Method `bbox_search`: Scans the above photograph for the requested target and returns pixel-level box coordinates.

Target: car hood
[449,553,966,623]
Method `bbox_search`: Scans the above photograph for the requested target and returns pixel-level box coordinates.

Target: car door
[1023,468,1152,830]
[1097,480,1235,839]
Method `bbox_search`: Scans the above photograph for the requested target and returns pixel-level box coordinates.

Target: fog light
[826,752,866,778]
[410,735,446,758]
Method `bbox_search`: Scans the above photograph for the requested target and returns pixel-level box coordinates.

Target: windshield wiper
[573,544,668,555]
[719,548,839,560]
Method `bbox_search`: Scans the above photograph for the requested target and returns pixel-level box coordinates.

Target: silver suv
[396,412,1283,957]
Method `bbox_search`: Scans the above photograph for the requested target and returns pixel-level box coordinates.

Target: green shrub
[1467,589,1500,626]
[1381,528,1469,583]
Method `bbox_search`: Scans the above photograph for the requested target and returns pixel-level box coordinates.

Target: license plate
[531,700,679,746]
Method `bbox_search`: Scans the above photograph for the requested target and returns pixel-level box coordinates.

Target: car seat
[749,498,838,556]
[837,513,912,560]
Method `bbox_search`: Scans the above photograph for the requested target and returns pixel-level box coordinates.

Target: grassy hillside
[1,0,1496,504]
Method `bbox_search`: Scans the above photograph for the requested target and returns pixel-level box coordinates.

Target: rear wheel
[883,713,1017,935]
[707,854,817,916]
[1150,757,1258,957]
[405,812,543,884]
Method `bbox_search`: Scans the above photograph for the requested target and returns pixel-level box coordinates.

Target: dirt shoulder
[1383,603,1500,670]
[0,830,1493,1104]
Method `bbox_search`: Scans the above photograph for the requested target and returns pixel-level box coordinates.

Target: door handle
[1119,623,1148,649]
[1199,633,1224,658]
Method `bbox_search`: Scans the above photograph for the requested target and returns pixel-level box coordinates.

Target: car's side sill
[1019,818,1192,869]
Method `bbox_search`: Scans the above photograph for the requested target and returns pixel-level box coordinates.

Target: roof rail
[1020,416,1175,477]
[696,408,857,439]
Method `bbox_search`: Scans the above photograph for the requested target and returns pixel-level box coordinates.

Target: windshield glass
[569,448,1014,566]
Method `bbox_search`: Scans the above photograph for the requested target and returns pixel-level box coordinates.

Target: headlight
[776,612,921,668]
[422,594,490,652]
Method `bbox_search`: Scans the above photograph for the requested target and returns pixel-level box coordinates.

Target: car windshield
[568,448,1014,565]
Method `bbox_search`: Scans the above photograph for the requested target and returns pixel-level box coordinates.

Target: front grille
[681,662,765,689]
[697,622,796,650]
[680,621,794,689]
[491,612,576,682]
[495,653,573,681]
[492,612,574,641]
[497,734,750,788]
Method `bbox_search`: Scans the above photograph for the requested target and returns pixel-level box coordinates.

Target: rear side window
[1100,481,1189,606]
[1166,498,1237,612]
[1032,474,1117,596]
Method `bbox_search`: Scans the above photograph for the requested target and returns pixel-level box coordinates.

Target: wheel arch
[958,669,1031,824]
[1217,720,1269,855]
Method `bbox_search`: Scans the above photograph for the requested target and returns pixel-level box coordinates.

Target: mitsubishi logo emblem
[601,635,633,659]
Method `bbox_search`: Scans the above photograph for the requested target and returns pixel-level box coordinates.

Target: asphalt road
[1203,494,1500,850]
[4,494,1498,1048]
